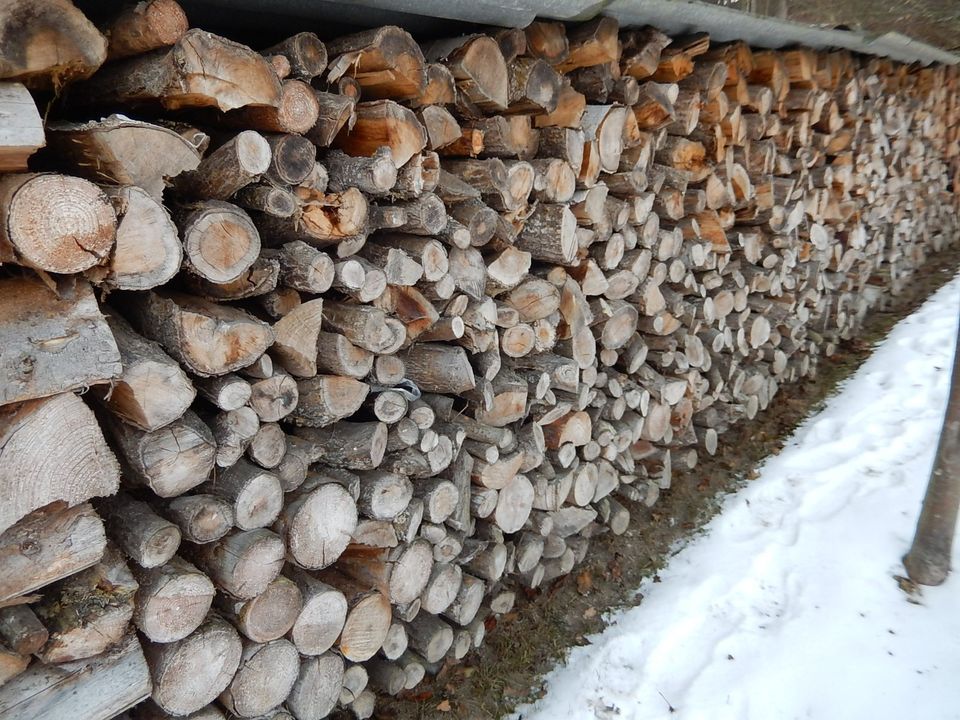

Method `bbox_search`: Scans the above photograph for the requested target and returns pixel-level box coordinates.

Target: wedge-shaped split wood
[82,29,281,111]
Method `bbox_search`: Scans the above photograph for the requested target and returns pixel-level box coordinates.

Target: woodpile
[0,1,958,718]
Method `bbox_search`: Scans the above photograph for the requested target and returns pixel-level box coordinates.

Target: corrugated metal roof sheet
[173,0,958,65]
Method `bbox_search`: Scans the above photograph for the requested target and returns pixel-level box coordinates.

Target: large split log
[95,312,194,432]
[334,100,427,169]
[33,544,138,663]
[0,503,106,604]
[125,291,274,377]
[107,409,215,498]
[0,633,150,720]
[327,26,426,101]
[0,82,44,172]
[80,29,281,111]
[47,116,201,199]
[0,0,107,87]
[0,393,119,535]
[0,277,121,406]
[94,186,183,291]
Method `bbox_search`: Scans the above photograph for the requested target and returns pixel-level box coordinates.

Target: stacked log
[0,2,957,718]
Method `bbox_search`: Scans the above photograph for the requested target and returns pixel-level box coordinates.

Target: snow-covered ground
[515,275,960,720]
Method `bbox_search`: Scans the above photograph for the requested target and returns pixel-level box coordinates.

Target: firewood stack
[0,1,957,717]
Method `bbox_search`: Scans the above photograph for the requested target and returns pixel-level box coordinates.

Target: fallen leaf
[437,700,451,712]
[576,570,593,595]
[583,606,598,619]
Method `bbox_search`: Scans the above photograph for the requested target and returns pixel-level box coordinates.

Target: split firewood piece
[101,0,189,60]
[507,58,562,114]
[247,422,286,469]
[216,575,301,643]
[633,84,676,130]
[270,298,325,378]
[388,193,447,236]
[199,460,283,530]
[0,83,44,172]
[315,331,375,379]
[144,613,243,716]
[81,29,281,111]
[263,32,327,80]
[205,406,258,467]
[131,555,214,643]
[290,376,370,428]
[581,105,627,173]
[406,613,454,664]
[525,21,569,64]
[0,633,150,720]
[272,241,335,294]
[537,127,584,172]
[283,569,348,657]
[555,16,620,73]
[89,186,182,291]
[34,544,137,663]
[0,606,47,656]
[294,421,388,472]
[287,652,344,720]
[0,393,119,535]
[516,203,577,265]
[325,147,398,196]
[0,277,121,406]
[534,84,585,130]
[0,503,105,603]
[418,106,462,150]
[529,158,576,203]
[321,301,399,353]
[374,234,449,281]
[334,100,427,169]
[410,62,456,106]
[225,78,322,135]
[326,26,425,100]
[275,482,358,569]
[190,529,285,600]
[126,291,274,377]
[97,492,180,568]
[486,246,532,294]
[175,130,270,199]
[219,638,300,717]
[468,115,538,160]
[314,569,391,661]
[306,90,355,147]
[621,26,672,79]
[559,277,597,370]
[108,409,215,498]
[505,278,562,322]
[0,0,107,87]
[403,344,476,394]
[375,285,439,341]
[258,186,368,250]
[426,35,509,112]
[0,173,116,273]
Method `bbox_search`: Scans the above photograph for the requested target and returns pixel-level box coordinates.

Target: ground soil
[363,245,960,720]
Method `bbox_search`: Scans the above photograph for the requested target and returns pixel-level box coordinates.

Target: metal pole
[903,313,960,585]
